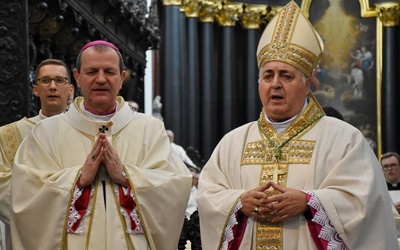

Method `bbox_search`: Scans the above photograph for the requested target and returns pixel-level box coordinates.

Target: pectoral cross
[266,157,287,185]
[99,125,109,133]
[277,167,288,185]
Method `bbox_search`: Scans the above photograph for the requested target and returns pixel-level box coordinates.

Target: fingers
[240,182,280,217]
[253,206,259,213]
[97,136,125,186]
[256,182,272,192]
[91,144,103,163]
[252,206,281,222]
[99,136,119,164]
[93,133,114,163]
[100,137,119,167]
[269,181,286,192]
[251,182,307,222]
[252,202,287,222]
[91,134,105,162]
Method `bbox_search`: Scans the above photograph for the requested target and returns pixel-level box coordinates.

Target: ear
[73,69,80,88]
[119,70,127,90]
[69,84,75,98]
[305,77,312,95]
[33,84,39,97]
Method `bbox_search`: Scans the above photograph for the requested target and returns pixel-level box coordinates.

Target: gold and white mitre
[256,1,324,77]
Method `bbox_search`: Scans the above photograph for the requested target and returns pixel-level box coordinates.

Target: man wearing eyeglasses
[381,152,400,190]
[0,58,74,249]
[381,152,400,216]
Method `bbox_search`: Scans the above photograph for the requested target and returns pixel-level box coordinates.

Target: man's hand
[78,133,128,188]
[240,181,308,223]
[101,134,128,187]
[240,182,273,217]
[78,134,105,188]
[395,202,400,214]
[261,182,308,223]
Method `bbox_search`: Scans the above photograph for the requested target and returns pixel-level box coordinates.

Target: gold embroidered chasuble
[198,92,398,249]
[242,96,324,249]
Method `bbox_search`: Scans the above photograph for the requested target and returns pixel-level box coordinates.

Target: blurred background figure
[380,152,400,214]
[152,95,163,121]
[166,129,195,168]
[186,165,200,219]
[127,100,139,111]
[322,106,344,121]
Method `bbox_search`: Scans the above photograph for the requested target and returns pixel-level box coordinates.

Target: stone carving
[152,95,163,121]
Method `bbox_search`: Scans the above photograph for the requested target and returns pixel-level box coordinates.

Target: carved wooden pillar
[216,4,241,135]
[161,0,185,144]
[199,1,219,159]
[241,5,266,123]
[158,1,281,159]
[0,0,30,125]
[376,2,400,153]
[182,1,201,151]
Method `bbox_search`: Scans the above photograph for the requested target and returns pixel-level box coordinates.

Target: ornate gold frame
[301,0,399,156]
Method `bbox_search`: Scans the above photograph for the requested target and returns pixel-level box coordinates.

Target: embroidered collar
[258,93,325,160]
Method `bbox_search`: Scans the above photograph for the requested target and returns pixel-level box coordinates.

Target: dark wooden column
[382,26,400,153]
[200,21,218,159]
[0,0,30,125]
[245,28,263,123]
[221,26,236,135]
[185,17,201,151]
[377,3,400,154]
[161,3,184,140]
[237,9,266,124]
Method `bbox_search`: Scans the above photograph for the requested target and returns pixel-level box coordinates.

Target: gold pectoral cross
[262,150,288,185]
[271,162,286,185]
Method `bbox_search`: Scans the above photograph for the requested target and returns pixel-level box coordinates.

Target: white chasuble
[11,97,192,250]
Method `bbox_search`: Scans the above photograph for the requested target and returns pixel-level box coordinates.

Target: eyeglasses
[36,76,69,86]
[382,164,400,170]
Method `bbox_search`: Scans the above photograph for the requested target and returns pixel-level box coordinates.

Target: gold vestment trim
[256,2,320,76]
[0,123,23,165]
[241,94,324,249]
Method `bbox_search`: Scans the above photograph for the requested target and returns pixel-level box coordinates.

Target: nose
[270,75,282,89]
[95,70,107,83]
[48,79,58,90]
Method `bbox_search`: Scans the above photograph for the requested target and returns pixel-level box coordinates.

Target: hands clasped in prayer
[79,133,128,188]
[240,181,308,223]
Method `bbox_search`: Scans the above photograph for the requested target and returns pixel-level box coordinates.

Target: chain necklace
[258,113,324,161]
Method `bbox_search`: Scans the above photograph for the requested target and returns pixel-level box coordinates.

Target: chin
[266,109,286,120]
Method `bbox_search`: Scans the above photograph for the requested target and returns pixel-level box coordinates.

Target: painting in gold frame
[302,0,379,155]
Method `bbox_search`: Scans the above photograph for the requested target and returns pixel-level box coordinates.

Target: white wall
[145,50,153,115]
[144,0,153,115]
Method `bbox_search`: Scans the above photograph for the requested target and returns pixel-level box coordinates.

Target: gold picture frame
[302,0,383,156]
